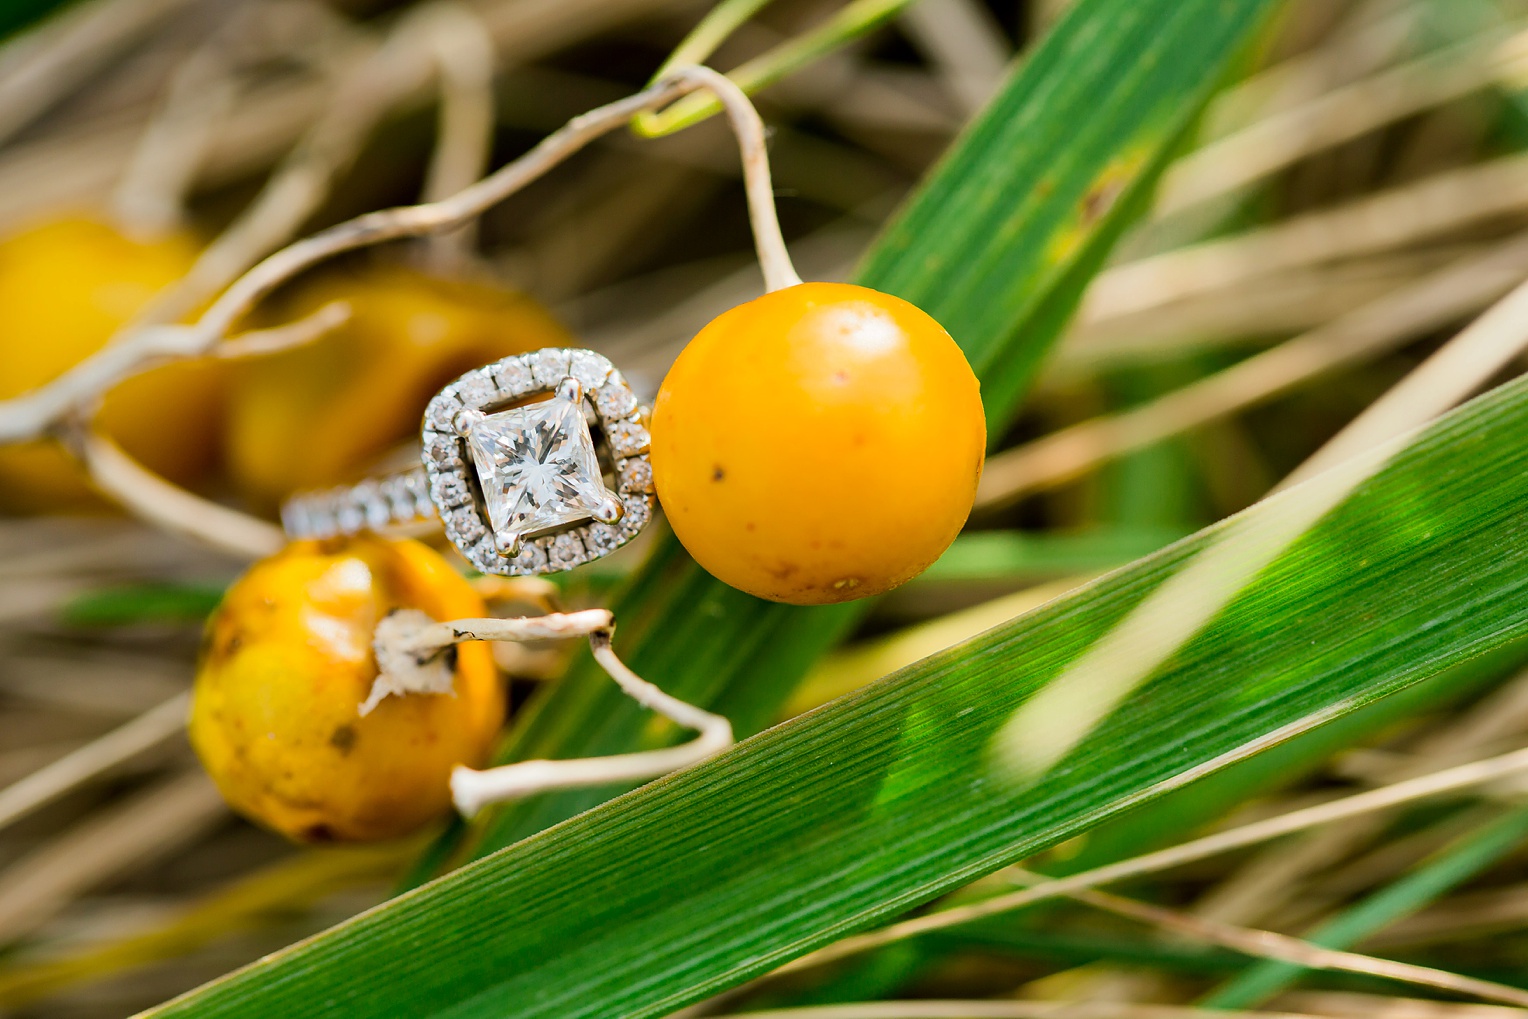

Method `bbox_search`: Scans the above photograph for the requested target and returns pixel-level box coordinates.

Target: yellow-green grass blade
[147,364,1528,1017]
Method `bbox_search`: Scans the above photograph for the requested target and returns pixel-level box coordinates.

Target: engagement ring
[281,348,655,576]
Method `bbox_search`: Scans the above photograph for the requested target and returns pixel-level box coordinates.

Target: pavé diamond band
[280,347,656,577]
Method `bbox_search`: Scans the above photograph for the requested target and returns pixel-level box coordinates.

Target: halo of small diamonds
[421,347,656,576]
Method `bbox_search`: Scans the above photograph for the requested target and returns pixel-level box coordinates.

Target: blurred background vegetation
[6,0,1528,1015]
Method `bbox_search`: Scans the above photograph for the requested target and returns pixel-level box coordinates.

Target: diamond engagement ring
[280,348,656,576]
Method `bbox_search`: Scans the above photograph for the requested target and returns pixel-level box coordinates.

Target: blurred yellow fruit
[189,536,504,843]
[0,218,223,511]
[226,265,573,506]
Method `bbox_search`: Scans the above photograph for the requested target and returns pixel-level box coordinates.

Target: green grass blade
[454,0,1282,867]
[59,583,225,627]
[146,364,1528,1018]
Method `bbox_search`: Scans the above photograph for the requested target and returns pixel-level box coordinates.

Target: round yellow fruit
[650,281,985,605]
[225,265,573,507]
[189,537,504,843]
[0,218,223,511]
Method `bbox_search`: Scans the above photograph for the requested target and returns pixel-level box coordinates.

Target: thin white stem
[779,744,1528,975]
[211,300,352,360]
[451,634,733,816]
[0,66,798,445]
[404,609,613,648]
[371,610,733,817]
[590,632,733,751]
[78,430,284,559]
[179,82,683,345]
[674,65,801,292]
[414,1,497,270]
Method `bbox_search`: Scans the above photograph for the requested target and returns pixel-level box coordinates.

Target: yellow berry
[0,218,223,511]
[225,265,573,507]
[650,281,984,605]
[189,537,504,843]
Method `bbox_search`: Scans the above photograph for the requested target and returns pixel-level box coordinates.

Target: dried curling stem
[368,609,734,817]
[0,64,799,446]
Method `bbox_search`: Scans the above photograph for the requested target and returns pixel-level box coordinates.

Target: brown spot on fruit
[210,629,243,661]
[329,724,357,754]
[712,464,725,482]
[303,823,337,843]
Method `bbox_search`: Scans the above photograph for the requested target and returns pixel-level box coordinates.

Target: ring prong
[594,495,624,525]
[453,408,485,437]
[556,375,583,403]
[495,531,522,558]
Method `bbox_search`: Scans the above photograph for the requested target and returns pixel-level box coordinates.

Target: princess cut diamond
[463,378,617,554]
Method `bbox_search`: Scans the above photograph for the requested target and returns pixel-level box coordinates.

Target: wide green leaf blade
[458,0,1283,865]
[148,366,1528,1017]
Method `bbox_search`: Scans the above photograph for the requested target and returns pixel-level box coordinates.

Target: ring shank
[280,466,437,539]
